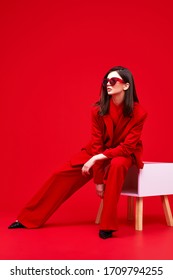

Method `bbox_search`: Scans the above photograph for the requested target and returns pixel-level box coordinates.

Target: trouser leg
[17,161,92,228]
[100,156,133,230]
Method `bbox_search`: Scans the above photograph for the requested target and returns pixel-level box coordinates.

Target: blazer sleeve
[102,112,147,159]
[91,107,106,184]
[91,106,104,154]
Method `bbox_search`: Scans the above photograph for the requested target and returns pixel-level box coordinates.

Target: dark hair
[95,66,139,117]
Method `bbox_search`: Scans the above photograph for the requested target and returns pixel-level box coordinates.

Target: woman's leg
[17,161,92,228]
[100,156,133,231]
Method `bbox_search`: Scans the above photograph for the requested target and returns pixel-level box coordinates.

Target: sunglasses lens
[110,78,117,86]
[103,78,120,87]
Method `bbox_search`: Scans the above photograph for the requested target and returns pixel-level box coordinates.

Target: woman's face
[106,71,128,96]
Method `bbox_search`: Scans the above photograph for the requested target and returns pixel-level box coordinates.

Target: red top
[109,98,123,127]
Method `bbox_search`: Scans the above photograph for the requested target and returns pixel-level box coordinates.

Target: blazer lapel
[103,113,132,147]
[113,114,132,145]
[103,115,114,143]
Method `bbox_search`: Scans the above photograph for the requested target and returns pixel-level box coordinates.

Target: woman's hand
[81,156,96,176]
[96,184,105,197]
[81,153,107,176]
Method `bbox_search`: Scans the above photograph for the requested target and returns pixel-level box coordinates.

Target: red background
[0,0,173,214]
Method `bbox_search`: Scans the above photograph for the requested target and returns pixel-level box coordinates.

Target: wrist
[92,155,97,163]
[93,153,107,161]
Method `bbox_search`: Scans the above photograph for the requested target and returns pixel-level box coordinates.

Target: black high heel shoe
[99,230,115,239]
[8,221,26,229]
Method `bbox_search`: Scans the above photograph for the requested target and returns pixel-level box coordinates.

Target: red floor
[1,193,173,260]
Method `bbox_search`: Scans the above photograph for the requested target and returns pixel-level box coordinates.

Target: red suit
[18,100,147,230]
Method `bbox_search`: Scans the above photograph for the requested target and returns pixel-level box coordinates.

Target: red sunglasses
[103,77,124,87]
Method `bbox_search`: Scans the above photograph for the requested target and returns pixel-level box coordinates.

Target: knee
[110,157,131,171]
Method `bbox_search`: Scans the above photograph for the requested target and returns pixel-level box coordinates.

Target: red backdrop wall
[0,0,173,212]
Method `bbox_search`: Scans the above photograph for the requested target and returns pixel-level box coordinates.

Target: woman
[8,66,147,239]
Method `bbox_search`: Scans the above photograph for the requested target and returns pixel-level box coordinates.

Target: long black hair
[95,66,139,117]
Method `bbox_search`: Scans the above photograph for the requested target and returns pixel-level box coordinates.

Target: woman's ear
[123,83,130,91]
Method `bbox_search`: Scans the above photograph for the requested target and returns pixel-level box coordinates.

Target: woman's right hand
[96,184,105,198]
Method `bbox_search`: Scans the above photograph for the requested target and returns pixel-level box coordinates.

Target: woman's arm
[90,107,107,184]
[91,106,104,155]
[81,154,107,198]
[103,113,147,159]
[81,153,107,175]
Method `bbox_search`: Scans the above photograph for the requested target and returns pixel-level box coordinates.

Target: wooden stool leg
[95,199,103,224]
[127,196,134,221]
[135,197,143,231]
[161,195,173,226]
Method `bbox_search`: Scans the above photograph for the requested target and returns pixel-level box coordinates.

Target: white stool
[95,162,173,230]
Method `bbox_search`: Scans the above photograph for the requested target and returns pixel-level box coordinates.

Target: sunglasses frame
[103,77,124,87]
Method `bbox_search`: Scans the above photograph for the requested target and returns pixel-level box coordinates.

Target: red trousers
[18,153,132,230]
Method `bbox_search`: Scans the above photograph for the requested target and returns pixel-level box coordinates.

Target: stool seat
[95,162,173,230]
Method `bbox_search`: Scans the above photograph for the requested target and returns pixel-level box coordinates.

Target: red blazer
[70,102,147,184]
